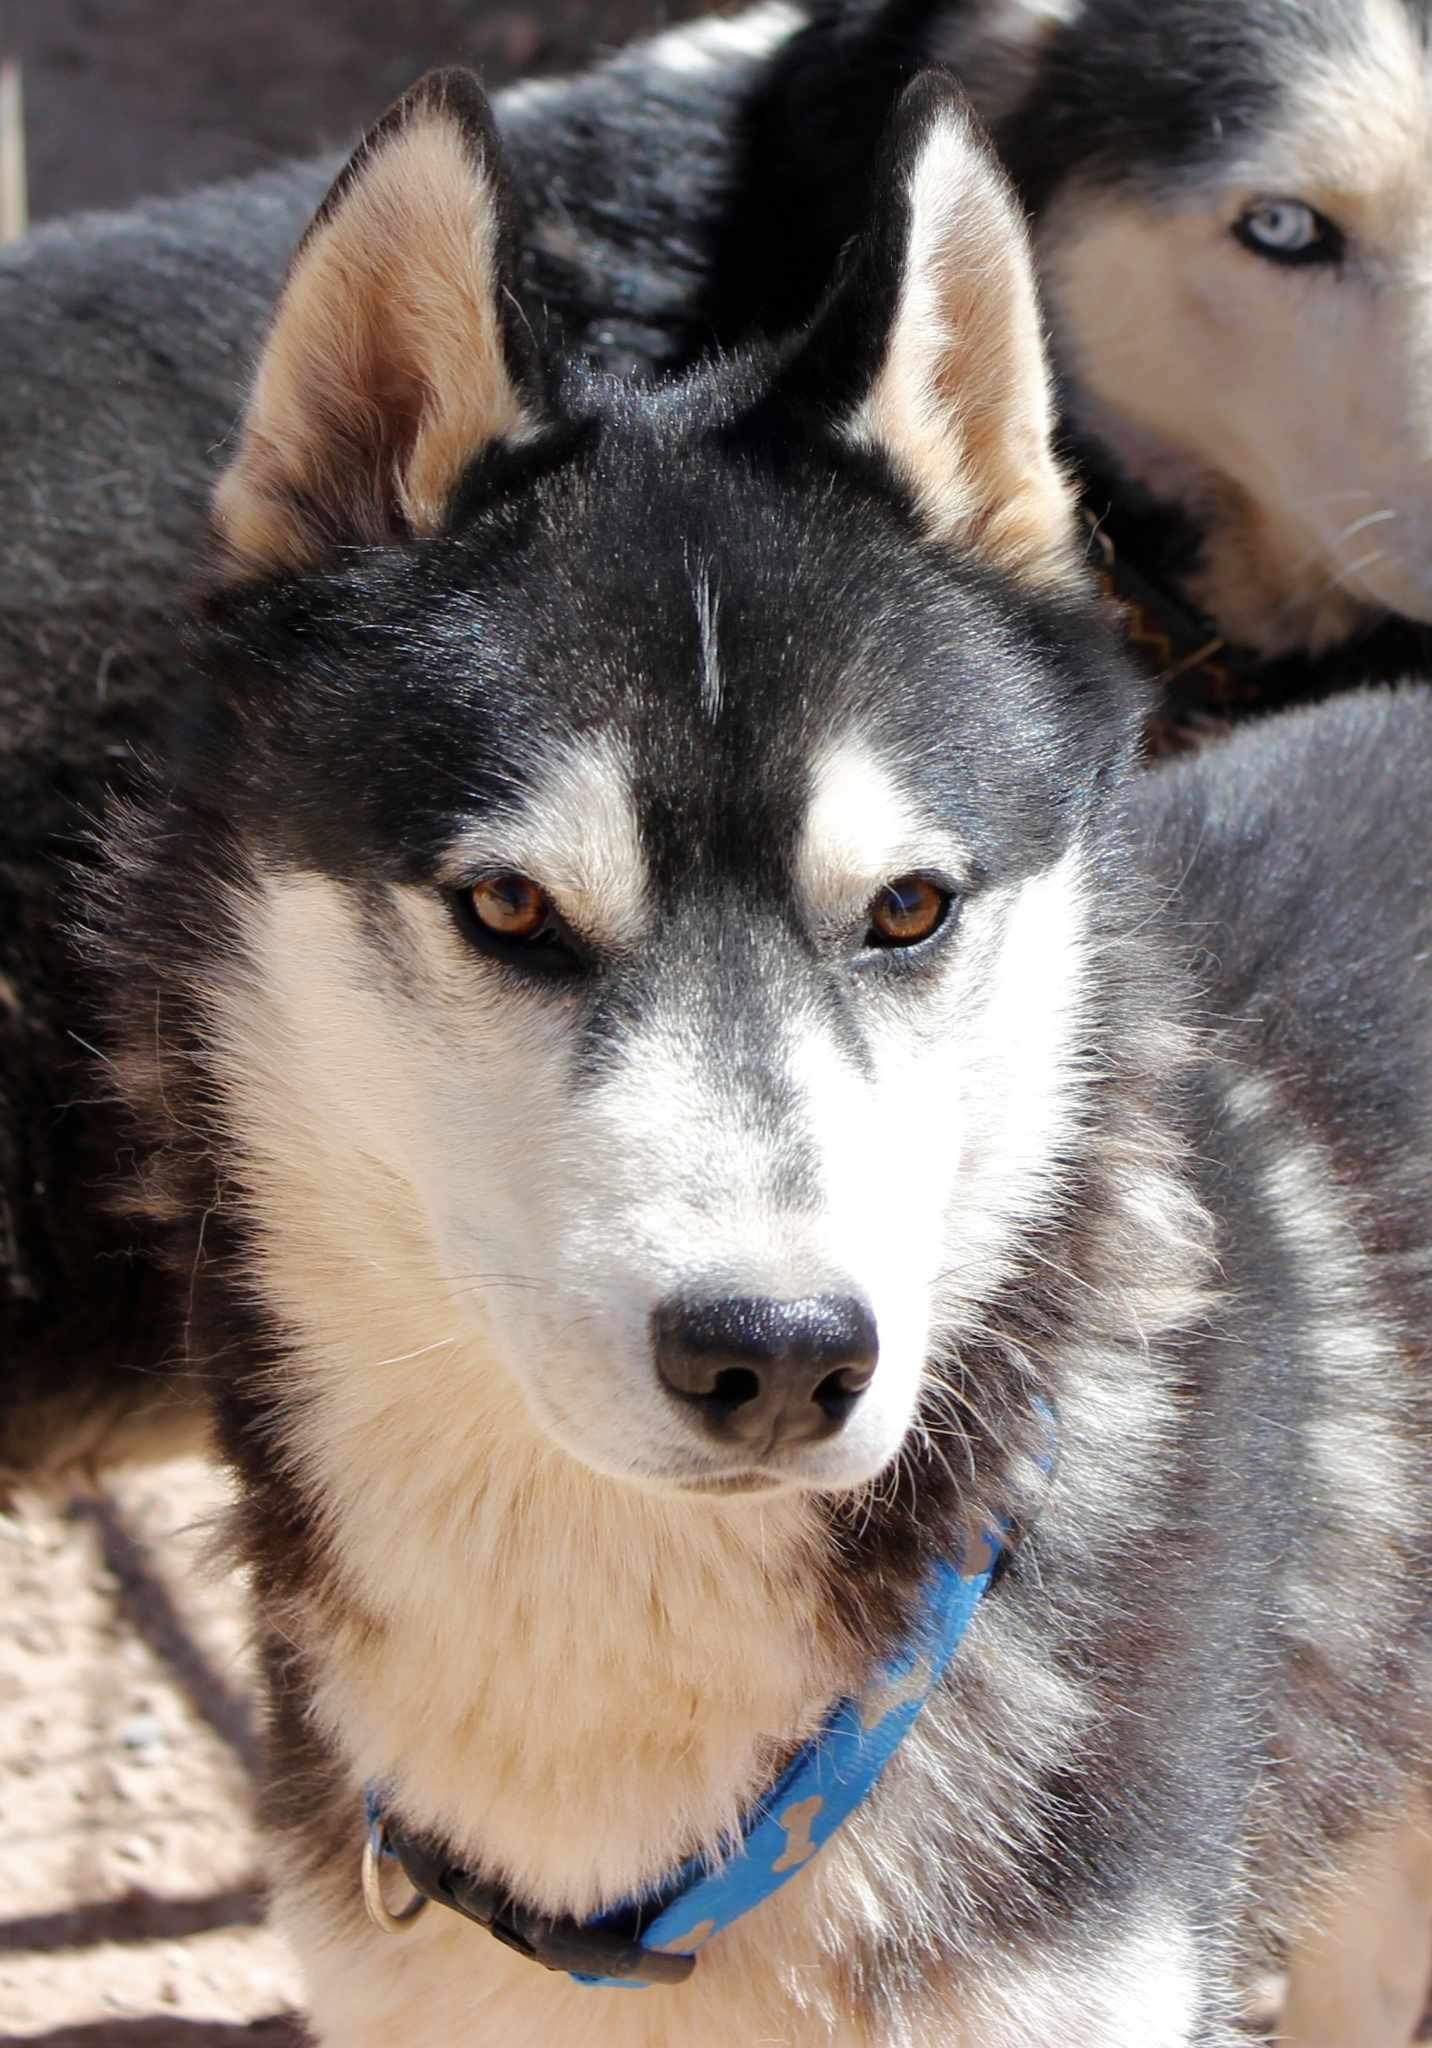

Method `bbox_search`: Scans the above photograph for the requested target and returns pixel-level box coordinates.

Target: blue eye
[1234,199,1343,266]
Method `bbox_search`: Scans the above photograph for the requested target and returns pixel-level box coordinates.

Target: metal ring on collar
[362,1817,430,1935]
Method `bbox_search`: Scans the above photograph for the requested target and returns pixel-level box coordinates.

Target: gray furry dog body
[78,49,1432,2047]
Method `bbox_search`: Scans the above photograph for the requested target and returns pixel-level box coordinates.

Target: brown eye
[470,873,551,942]
[866,876,951,950]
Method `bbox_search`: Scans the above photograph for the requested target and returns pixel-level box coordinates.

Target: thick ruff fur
[91,65,1432,2047]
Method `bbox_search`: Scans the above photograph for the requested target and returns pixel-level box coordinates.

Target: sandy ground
[0,1458,301,2045]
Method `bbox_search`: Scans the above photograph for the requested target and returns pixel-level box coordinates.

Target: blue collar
[364,1523,1005,1988]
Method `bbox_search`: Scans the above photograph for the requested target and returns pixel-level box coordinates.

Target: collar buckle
[379,1815,697,1985]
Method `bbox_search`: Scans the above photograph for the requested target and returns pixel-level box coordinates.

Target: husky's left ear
[214,69,541,578]
[771,72,1078,589]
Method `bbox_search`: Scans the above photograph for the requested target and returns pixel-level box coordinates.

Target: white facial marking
[693,568,723,724]
[787,841,1092,1368]
[214,723,1094,1510]
[444,728,648,948]
[797,741,976,920]
[648,0,804,74]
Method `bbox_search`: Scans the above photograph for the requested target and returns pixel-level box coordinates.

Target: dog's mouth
[676,1470,788,1498]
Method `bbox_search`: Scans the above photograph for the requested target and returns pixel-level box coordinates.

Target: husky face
[170,73,1132,1505]
[948,0,1432,653]
[218,521,1106,1498]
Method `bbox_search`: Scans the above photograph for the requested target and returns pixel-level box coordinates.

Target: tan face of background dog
[956,0,1432,655]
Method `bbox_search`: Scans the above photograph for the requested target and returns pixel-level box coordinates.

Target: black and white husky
[92,60,1432,2048]
[12,0,1432,1483]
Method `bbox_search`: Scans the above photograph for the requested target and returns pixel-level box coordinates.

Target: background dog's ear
[766,72,1079,589]
[213,69,540,578]
[934,0,1082,128]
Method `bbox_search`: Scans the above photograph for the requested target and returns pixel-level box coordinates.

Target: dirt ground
[0,1458,300,2043]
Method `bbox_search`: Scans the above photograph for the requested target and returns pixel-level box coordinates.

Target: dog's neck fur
[234,1137,853,1919]
[198,887,1210,1925]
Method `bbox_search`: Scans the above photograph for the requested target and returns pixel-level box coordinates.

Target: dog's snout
[652,1293,877,1451]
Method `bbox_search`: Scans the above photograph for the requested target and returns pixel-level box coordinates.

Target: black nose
[652,1294,877,1451]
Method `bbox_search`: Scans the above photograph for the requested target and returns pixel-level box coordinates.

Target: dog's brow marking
[798,740,967,913]
[446,730,649,945]
[693,569,723,724]
[648,0,803,74]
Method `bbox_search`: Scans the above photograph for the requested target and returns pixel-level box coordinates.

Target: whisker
[362,1333,462,1373]
[1270,502,1399,620]
[1337,507,1400,544]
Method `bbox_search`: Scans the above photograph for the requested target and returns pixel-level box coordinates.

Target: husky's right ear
[765,72,1078,589]
[213,69,542,579]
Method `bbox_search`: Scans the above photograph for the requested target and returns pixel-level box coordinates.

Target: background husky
[975,0,1432,664]
[91,60,1432,2047]
[700,0,1432,687]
